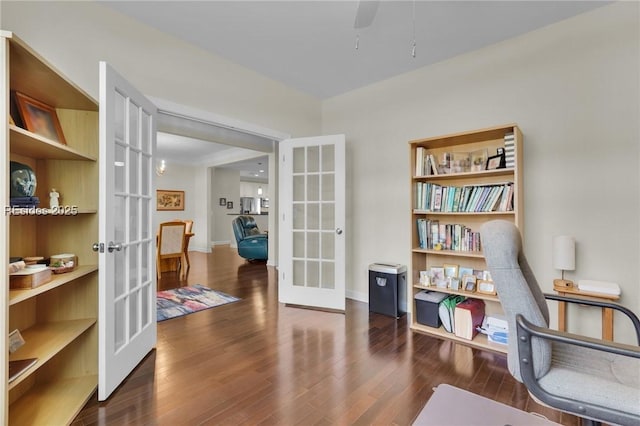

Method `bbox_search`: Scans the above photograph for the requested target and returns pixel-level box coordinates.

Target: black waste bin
[369,263,407,318]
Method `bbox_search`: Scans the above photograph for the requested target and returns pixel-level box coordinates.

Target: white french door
[97,62,157,400]
[278,135,346,311]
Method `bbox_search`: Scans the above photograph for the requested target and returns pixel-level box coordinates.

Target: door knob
[92,243,104,253]
[107,241,123,253]
[336,228,343,235]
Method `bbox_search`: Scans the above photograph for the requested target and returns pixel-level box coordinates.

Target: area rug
[157,284,240,322]
[412,384,559,425]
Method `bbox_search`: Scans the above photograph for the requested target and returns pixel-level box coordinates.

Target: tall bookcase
[408,124,523,354]
[1,31,99,425]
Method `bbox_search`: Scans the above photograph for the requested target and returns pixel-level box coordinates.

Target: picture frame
[486,153,505,170]
[443,263,459,279]
[430,266,446,288]
[13,91,67,144]
[9,114,15,126]
[470,148,488,172]
[156,190,185,211]
[462,274,477,292]
[227,201,234,209]
[449,277,461,291]
[219,197,227,206]
[458,266,473,279]
[477,280,497,295]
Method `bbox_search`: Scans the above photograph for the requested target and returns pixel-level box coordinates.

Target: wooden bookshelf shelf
[412,167,514,181]
[8,319,96,389]
[413,283,500,303]
[411,322,507,354]
[411,248,484,258]
[9,265,98,306]
[9,375,98,425]
[10,125,96,161]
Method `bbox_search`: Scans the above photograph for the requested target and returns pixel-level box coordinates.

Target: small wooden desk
[554,285,619,341]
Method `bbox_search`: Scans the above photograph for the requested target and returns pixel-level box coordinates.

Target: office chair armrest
[515,314,640,426]
[243,234,268,242]
[544,293,640,344]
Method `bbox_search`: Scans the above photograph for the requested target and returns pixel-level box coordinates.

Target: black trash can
[369,263,407,318]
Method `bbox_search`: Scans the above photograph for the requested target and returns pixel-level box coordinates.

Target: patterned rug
[157,284,240,321]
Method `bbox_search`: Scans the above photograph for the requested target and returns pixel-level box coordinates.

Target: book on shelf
[414,182,514,213]
[504,132,515,168]
[9,358,38,383]
[454,298,485,340]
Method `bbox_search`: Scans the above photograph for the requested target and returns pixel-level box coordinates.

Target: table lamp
[553,235,575,290]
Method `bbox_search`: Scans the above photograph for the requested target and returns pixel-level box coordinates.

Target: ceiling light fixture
[156,159,166,176]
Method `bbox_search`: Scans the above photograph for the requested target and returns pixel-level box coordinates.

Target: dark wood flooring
[73,246,578,425]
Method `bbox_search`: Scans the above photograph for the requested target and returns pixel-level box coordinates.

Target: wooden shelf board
[413,284,499,303]
[409,123,517,148]
[8,319,96,390]
[412,167,514,181]
[10,125,96,161]
[9,265,98,305]
[412,210,515,216]
[411,248,484,258]
[410,322,507,354]
[9,375,97,426]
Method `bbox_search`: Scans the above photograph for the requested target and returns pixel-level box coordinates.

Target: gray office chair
[480,220,640,426]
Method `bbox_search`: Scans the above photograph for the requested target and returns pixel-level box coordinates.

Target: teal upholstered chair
[480,220,640,426]
[232,215,268,261]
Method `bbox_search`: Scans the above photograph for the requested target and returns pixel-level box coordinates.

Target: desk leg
[557,298,567,332]
[602,308,614,341]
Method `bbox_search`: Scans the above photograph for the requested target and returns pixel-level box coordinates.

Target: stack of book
[504,132,515,168]
[414,182,514,213]
[416,219,481,252]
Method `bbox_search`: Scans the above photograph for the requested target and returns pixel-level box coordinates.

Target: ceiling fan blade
[354,0,380,29]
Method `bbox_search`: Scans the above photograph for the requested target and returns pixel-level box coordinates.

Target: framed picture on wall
[219,197,227,206]
[227,201,234,209]
[157,190,185,211]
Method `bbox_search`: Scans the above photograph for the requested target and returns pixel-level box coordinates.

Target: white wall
[210,167,240,245]
[154,164,209,252]
[322,2,640,343]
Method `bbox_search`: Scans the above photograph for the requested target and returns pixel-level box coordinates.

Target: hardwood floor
[73,246,579,425]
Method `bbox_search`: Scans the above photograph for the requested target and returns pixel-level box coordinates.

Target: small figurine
[49,188,60,209]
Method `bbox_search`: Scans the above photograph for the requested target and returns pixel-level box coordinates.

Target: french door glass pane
[140,111,150,153]
[114,195,125,248]
[307,146,319,173]
[307,232,319,258]
[129,151,139,195]
[293,260,305,286]
[321,204,335,230]
[321,174,334,201]
[115,91,126,142]
[129,290,139,338]
[307,261,320,287]
[115,297,125,350]
[293,176,305,201]
[141,154,150,195]
[321,262,335,289]
[129,244,138,290]
[115,143,126,193]
[307,204,319,230]
[293,147,305,173]
[322,233,335,259]
[293,231,305,258]
[129,198,139,241]
[322,144,335,172]
[141,286,150,327]
[307,175,319,201]
[129,100,139,149]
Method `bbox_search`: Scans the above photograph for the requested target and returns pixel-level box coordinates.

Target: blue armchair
[232,215,268,261]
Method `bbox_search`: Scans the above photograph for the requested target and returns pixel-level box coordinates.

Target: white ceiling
[107,1,608,172]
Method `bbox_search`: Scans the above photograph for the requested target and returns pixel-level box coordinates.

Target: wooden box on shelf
[9,267,52,289]
[408,124,523,354]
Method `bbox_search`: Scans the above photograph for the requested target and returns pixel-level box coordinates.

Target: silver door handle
[336,228,343,235]
[107,241,123,253]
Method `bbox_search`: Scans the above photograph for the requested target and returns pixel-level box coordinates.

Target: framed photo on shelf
[219,197,227,206]
[470,148,488,172]
[156,190,185,211]
[13,91,67,145]
[462,274,477,292]
[9,114,15,125]
[458,266,473,279]
[449,277,461,291]
[486,153,505,170]
[477,280,497,295]
[431,266,446,288]
[443,263,459,279]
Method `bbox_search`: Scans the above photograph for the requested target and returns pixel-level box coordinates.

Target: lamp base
[553,279,574,291]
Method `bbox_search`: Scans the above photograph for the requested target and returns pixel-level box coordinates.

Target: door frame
[149,97,290,267]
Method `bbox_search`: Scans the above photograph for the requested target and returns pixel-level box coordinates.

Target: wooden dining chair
[157,221,187,281]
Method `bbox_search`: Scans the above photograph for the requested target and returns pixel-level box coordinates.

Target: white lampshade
[552,235,575,271]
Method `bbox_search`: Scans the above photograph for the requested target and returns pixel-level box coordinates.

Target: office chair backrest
[480,220,552,381]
